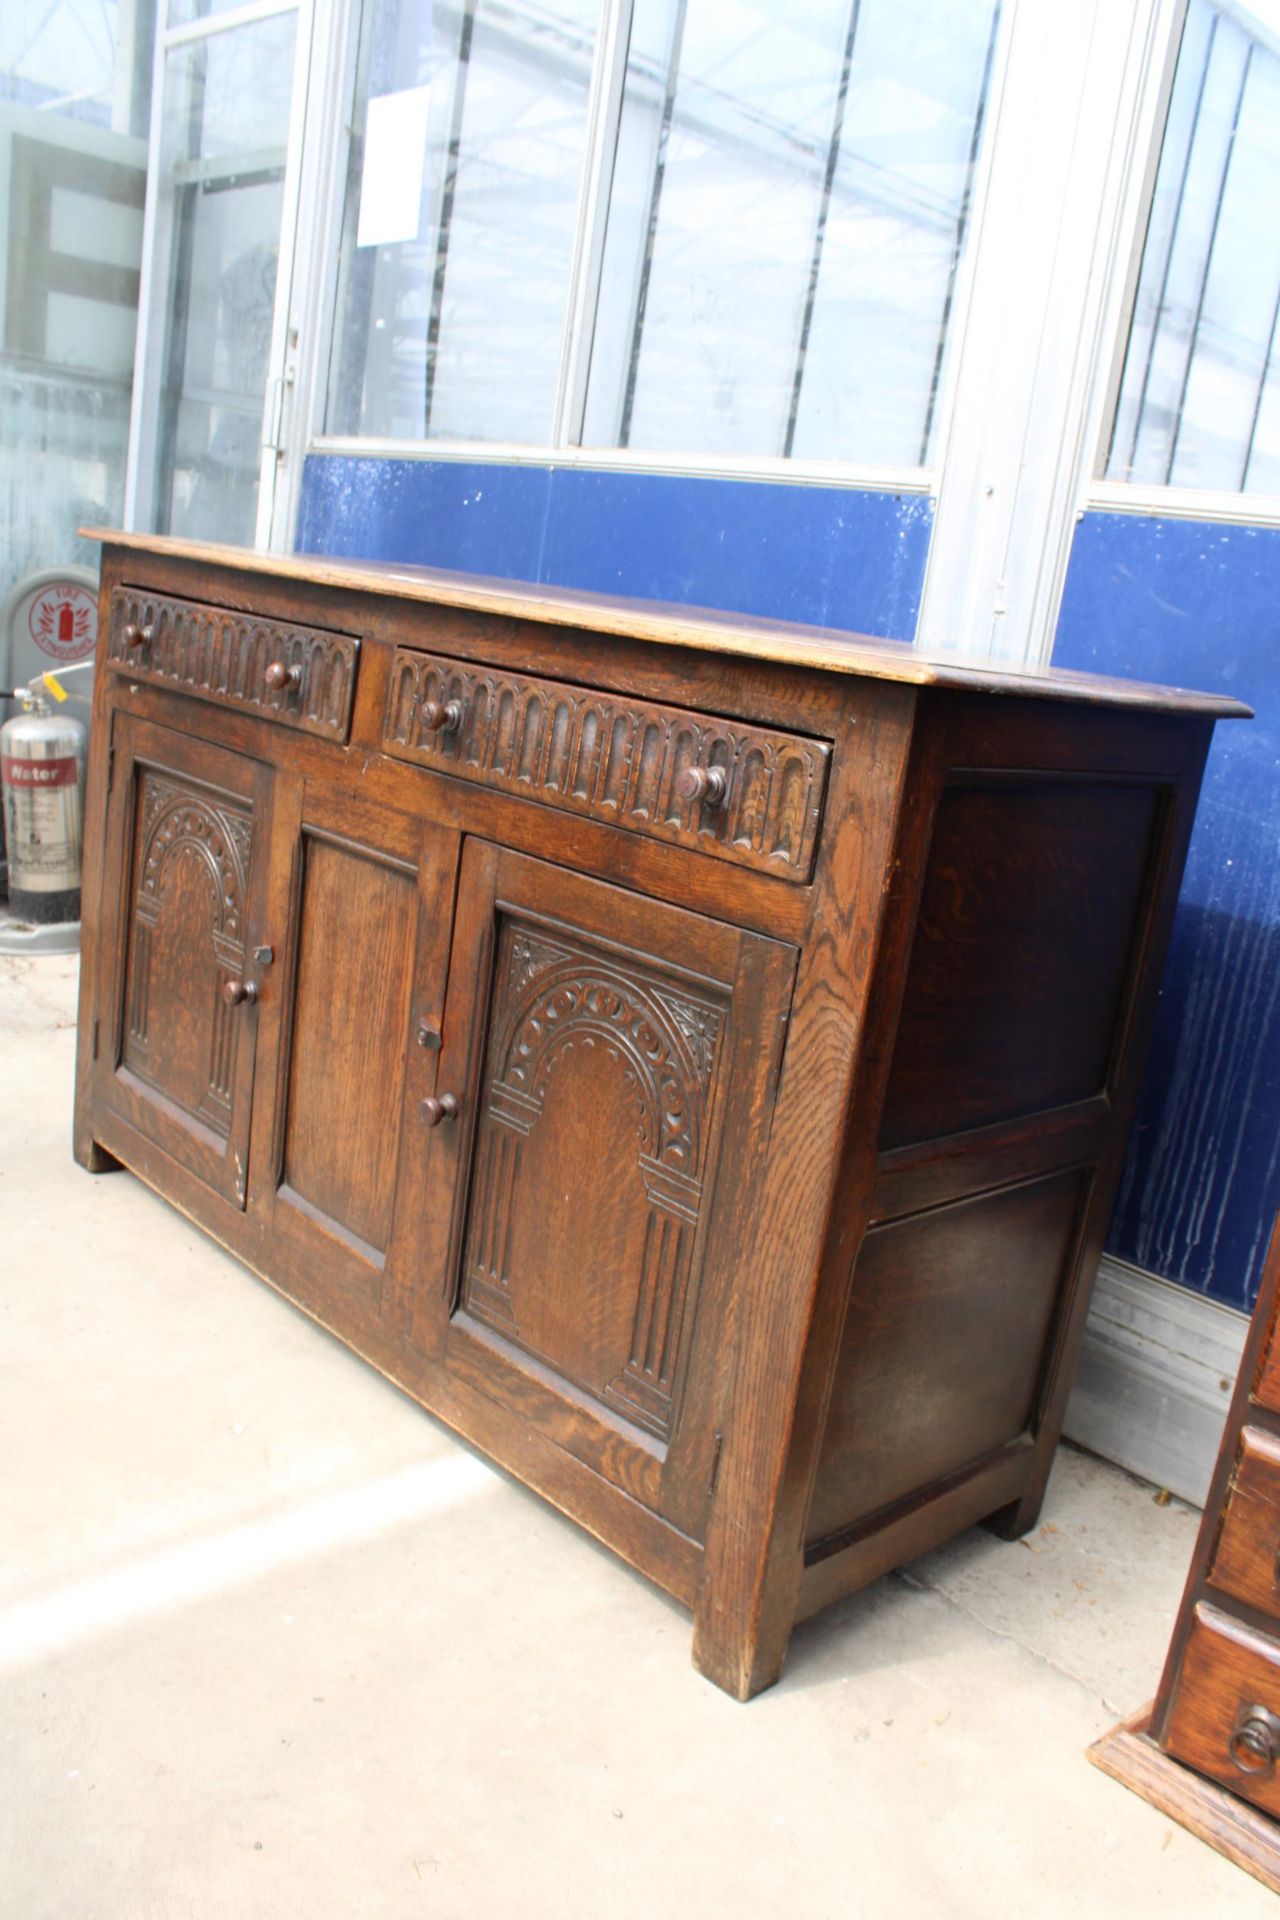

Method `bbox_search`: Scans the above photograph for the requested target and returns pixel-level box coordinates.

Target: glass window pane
[581,0,1000,464]
[147,13,297,543]
[0,0,149,130]
[325,0,598,444]
[1106,0,1280,493]
[789,0,998,466]
[1,3,156,599]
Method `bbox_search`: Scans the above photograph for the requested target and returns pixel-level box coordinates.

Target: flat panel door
[95,713,271,1207]
[248,776,460,1326]
[411,841,797,1539]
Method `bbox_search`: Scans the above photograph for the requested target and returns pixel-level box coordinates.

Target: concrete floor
[1,952,1265,1919]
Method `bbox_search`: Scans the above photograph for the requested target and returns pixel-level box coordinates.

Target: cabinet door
[94,714,272,1207]
[411,842,797,1539]
[248,775,460,1328]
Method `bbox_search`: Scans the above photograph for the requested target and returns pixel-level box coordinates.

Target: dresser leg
[74,1132,121,1174]
[984,1489,1044,1540]
[690,1598,791,1703]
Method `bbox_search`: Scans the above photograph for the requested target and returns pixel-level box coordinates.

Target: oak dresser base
[73,532,1246,1699]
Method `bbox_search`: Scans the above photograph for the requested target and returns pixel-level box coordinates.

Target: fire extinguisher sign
[26,583,97,663]
[2,754,79,787]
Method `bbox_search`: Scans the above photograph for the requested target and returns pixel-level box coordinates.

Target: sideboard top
[86,530,1252,719]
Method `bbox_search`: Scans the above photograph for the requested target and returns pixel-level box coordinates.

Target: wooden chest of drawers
[73,532,1245,1699]
[1091,1215,1280,1887]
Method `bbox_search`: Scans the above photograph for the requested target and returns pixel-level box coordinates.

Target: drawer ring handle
[1229,1704,1280,1774]
[265,660,302,692]
[420,698,464,736]
[678,765,729,808]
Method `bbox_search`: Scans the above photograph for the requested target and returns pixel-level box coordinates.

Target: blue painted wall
[296,455,933,640]
[1055,513,1280,1311]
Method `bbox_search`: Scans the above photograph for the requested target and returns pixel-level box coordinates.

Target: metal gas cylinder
[1,689,86,923]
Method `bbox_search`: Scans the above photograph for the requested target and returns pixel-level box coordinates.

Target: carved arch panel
[99,717,268,1210]
[122,771,254,1134]
[460,918,729,1444]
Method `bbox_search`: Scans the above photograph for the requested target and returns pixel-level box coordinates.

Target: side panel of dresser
[690,680,919,1699]
[796,694,1217,1620]
[1151,1212,1280,1807]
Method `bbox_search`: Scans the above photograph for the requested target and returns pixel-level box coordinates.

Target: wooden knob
[265,660,302,691]
[123,622,153,649]
[1230,1707,1280,1774]
[420,1093,459,1127]
[223,978,258,1007]
[678,765,729,807]
[420,698,464,735]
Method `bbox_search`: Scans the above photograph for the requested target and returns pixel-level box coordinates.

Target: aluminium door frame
[122,0,320,547]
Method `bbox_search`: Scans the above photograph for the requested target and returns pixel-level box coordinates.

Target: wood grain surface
[83,528,1249,715]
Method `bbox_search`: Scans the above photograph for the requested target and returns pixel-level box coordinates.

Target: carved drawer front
[1164,1606,1280,1816]
[383,648,830,881]
[1207,1427,1280,1621]
[107,587,359,741]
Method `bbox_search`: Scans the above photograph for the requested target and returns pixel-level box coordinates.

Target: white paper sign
[357,86,432,249]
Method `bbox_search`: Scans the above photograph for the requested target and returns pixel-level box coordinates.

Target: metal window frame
[265,0,352,546]
[122,0,317,538]
[552,0,634,448]
[1086,477,1280,523]
[162,0,300,54]
[916,0,1195,666]
[302,430,934,493]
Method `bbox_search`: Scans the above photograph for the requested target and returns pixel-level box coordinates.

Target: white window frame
[123,0,322,549]
[917,0,1198,665]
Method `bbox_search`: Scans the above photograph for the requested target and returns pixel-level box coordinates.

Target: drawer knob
[265,660,302,691]
[420,698,464,736]
[1230,1705,1280,1774]
[420,1093,459,1128]
[678,765,729,808]
[223,978,258,1008]
[122,621,153,650]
